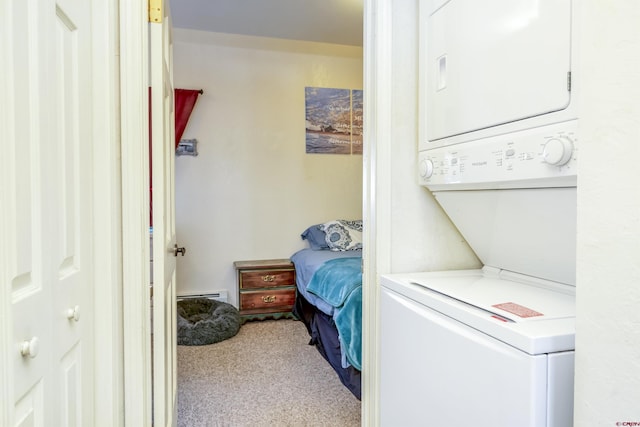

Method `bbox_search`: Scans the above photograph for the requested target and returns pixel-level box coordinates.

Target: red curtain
[174,89,201,148]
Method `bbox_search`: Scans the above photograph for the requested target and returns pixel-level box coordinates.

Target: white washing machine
[380,1,577,426]
[380,268,575,427]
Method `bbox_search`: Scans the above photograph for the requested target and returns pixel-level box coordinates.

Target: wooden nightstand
[234,259,296,322]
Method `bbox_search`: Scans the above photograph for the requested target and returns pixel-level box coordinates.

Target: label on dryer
[493,302,543,318]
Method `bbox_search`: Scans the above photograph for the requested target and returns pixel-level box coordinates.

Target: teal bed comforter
[306,257,362,371]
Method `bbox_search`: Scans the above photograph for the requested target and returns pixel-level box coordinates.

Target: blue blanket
[290,248,362,316]
[306,257,362,371]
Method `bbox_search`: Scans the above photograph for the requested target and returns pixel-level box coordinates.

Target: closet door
[1,0,96,425]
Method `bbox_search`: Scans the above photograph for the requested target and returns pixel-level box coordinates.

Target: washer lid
[415,269,575,323]
[380,269,576,355]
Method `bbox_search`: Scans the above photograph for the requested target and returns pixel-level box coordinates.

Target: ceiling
[169,0,364,47]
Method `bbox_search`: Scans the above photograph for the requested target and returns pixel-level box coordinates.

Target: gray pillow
[301,224,330,250]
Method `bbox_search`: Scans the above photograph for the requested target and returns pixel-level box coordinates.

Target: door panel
[14,382,44,427]
[150,0,178,425]
[2,0,94,425]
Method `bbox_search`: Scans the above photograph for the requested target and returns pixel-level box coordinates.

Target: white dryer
[380,0,577,426]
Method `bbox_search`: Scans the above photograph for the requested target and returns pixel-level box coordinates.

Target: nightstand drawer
[239,288,296,314]
[234,258,297,322]
[239,269,295,290]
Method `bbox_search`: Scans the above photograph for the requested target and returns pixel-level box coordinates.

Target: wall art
[305,87,363,155]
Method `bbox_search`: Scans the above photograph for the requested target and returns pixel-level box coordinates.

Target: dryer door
[426,0,572,142]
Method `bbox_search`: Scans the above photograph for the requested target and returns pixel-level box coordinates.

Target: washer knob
[542,136,574,166]
[419,158,434,179]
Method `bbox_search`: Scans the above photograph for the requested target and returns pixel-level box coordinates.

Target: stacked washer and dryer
[380,1,577,426]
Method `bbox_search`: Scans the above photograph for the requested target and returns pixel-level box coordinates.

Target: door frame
[362,0,390,425]
[91,0,125,423]
[113,0,391,425]
[0,2,12,421]
[120,0,154,425]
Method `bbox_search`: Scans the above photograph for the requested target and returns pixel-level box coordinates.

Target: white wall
[172,29,363,306]
[574,2,640,424]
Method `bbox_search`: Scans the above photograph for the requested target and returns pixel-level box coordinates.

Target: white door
[150,1,178,425]
[1,0,95,425]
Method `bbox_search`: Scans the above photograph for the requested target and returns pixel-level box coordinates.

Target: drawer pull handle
[261,275,276,282]
[262,295,277,303]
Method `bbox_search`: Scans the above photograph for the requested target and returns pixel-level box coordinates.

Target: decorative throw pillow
[321,220,363,251]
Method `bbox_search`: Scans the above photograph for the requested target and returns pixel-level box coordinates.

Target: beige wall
[172,29,363,306]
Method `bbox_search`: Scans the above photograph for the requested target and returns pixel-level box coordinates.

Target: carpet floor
[177,319,361,427]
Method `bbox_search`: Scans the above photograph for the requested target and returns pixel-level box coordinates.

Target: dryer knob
[542,137,574,166]
[419,158,434,179]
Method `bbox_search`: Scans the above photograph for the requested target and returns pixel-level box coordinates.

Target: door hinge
[149,0,163,23]
[567,71,572,92]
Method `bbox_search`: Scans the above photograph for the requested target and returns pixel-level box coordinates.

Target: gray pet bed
[177,298,241,346]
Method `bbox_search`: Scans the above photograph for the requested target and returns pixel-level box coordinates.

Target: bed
[290,220,363,400]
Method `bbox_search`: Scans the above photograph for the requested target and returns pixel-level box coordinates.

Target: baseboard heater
[177,290,228,303]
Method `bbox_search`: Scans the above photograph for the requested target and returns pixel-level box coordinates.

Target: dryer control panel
[419,121,577,190]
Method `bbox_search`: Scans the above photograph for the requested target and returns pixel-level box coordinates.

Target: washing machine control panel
[419,121,578,190]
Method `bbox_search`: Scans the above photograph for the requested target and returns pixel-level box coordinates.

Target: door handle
[66,305,81,322]
[173,244,186,257]
[20,336,39,358]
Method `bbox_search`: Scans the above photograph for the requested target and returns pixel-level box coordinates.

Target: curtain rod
[176,88,204,94]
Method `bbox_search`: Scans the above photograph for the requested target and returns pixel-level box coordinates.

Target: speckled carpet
[177,319,361,427]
